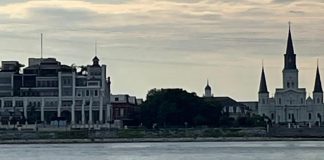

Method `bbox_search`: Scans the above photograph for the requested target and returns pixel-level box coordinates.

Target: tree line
[131,88,265,128]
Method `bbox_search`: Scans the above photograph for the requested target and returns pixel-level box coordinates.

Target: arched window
[301,98,304,104]
[287,82,290,88]
[292,82,295,88]
[262,99,265,104]
[317,98,320,104]
[279,98,282,104]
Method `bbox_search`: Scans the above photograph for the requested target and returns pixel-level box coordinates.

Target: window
[317,98,321,104]
[271,113,274,120]
[4,101,12,107]
[15,101,23,107]
[287,82,290,88]
[292,82,295,88]
[309,113,312,120]
[94,90,98,96]
[77,91,82,97]
[86,90,89,96]
[279,98,282,104]
[301,98,304,104]
[115,97,119,101]
[288,114,291,119]
[88,81,99,86]
[262,99,265,104]
[120,108,124,117]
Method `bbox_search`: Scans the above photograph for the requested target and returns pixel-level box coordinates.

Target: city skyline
[1,0,324,100]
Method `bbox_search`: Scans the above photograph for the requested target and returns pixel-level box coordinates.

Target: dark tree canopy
[139,88,222,128]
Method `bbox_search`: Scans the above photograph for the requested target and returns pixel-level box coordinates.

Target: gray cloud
[0,0,324,100]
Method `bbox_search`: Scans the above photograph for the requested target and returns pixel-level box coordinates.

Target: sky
[0,0,324,101]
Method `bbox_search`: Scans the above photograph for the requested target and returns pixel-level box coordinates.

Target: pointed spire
[284,22,297,70]
[286,21,295,55]
[205,79,211,90]
[259,63,269,94]
[313,59,323,93]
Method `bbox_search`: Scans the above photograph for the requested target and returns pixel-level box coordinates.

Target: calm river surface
[0,141,324,160]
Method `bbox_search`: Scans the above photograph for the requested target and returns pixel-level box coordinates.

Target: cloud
[0,0,324,100]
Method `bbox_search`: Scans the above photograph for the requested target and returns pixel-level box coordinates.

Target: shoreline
[1,137,324,144]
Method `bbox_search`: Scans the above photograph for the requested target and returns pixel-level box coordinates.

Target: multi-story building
[0,56,112,125]
[110,94,143,124]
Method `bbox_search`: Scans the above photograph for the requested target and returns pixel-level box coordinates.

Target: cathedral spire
[205,79,211,90]
[259,64,269,94]
[284,22,297,70]
[313,60,323,93]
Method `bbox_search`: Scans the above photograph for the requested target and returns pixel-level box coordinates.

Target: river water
[0,141,323,160]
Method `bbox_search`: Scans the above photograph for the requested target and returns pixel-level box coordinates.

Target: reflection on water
[0,141,324,160]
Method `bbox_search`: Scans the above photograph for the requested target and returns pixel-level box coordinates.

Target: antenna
[95,40,97,57]
[261,59,265,70]
[288,21,291,31]
[41,33,43,59]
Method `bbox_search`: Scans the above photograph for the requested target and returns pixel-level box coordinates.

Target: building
[257,25,323,124]
[110,94,143,123]
[203,81,250,119]
[0,56,112,125]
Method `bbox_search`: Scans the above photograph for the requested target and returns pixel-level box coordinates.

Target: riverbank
[2,137,324,144]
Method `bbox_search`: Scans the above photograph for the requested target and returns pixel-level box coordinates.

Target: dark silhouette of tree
[139,88,222,128]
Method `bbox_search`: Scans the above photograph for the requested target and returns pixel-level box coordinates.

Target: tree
[139,88,222,128]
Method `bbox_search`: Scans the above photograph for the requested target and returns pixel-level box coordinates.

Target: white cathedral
[258,25,324,125]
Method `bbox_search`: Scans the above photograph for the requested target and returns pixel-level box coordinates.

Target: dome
[92,56,100,67]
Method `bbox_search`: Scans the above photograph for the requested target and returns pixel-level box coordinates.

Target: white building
[258,25,323,124]
[0,56,112,125]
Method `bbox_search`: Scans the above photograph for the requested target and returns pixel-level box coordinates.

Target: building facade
[0,56,112,125]
[110,94,143,123]
[258,26,323,124]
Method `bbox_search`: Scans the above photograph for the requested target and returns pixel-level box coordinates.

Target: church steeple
[204,79,212,97]
[313,61,323,93]
[259,66,269,94]
[284,22,297,70]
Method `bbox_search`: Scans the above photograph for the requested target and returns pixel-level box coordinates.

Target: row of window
[0,100,100,107]
[76,90,99,97]
[37,80,58,87]
[268,113,321,121]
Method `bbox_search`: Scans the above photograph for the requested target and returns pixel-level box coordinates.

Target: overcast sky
[0,0,324,100]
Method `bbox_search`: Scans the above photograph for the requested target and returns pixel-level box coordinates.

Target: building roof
[205,80,211,90]
[258,67,269,94]
[92,56,100,67]
[205,96,247,108]
[313,65,323,93]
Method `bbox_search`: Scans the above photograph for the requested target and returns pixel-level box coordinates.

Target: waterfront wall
[0,128,266,140]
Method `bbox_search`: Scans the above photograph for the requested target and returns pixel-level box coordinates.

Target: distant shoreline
[1,137,324,144]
